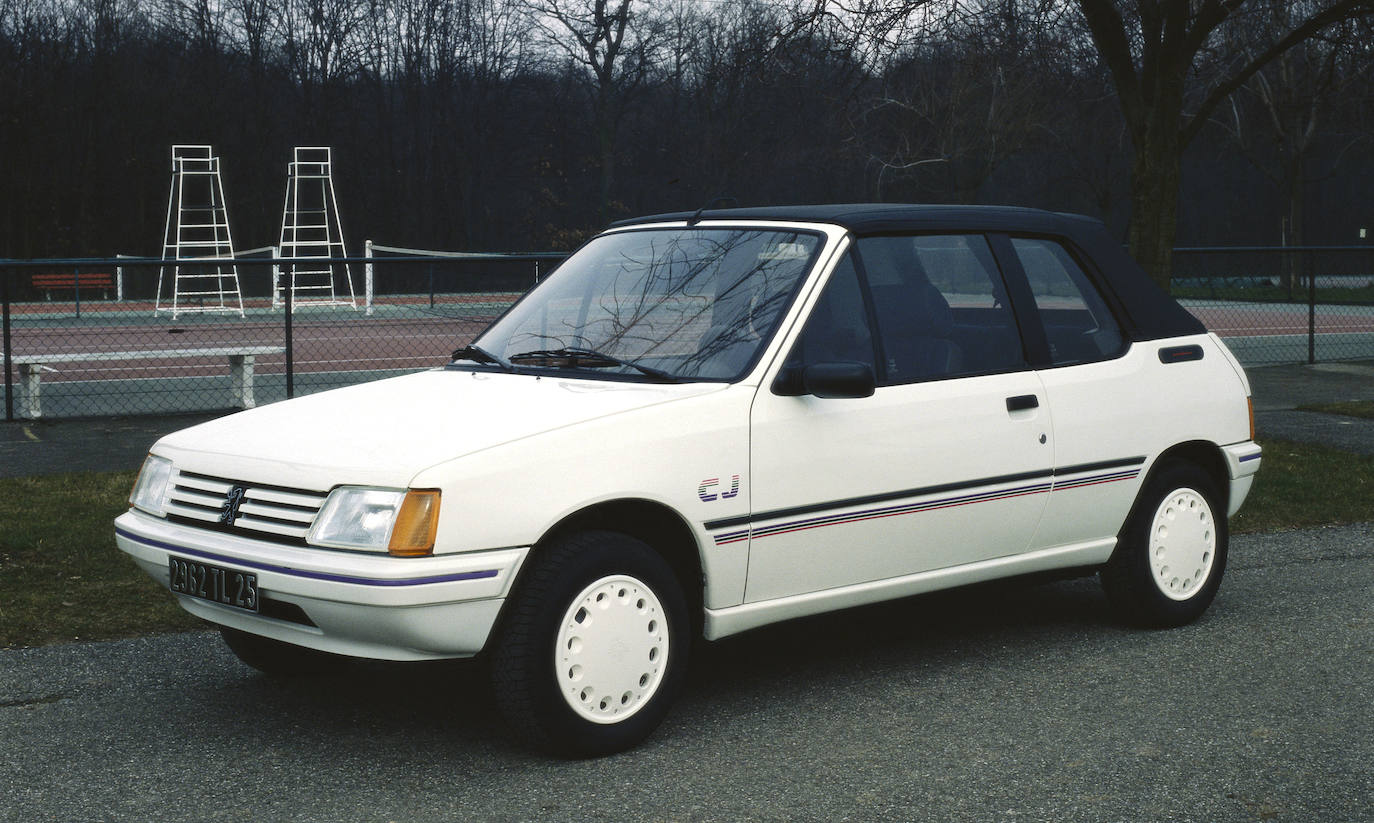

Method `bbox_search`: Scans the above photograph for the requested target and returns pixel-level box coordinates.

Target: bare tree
[518,0,666,222]
[1074,0,1374,287]
[858,1,1075,203]
[278,0,370,124]
[227,0,276,91]
[156,0,229,54]
[1217,14,1370,252]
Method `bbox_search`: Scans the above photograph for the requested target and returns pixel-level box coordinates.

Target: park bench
[10,345,286,419]
[32,272,116,300]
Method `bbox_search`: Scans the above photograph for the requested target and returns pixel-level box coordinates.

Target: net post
[1307,248,1316,365]
[2,266,13,422]
[284,262,294,398]
[271,247,282,311]
[365,239,374,316]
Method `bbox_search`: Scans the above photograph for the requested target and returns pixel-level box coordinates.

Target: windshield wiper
[507,347,679,382]
[451,343,513,372]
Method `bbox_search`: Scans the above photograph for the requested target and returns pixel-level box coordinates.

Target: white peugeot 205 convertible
[117,204,1261,755]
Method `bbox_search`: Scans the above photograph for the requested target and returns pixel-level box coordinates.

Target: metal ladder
[275,147,356,311]
[156,145,245,318]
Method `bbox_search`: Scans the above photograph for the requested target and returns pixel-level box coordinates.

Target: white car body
[116,204,1261,753]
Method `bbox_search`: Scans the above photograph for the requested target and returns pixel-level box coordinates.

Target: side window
[1011,237,1124,365]
[788,250,875,371]
[857,234,1025,385]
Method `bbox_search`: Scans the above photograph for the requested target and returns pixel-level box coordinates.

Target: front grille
[165,470,327,544]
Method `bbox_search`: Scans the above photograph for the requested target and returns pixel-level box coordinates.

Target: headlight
[129,455,174,517]
[308,487,441,556]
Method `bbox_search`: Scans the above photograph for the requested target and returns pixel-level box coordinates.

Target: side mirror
[775,361,875,399]
[805,361,875,398]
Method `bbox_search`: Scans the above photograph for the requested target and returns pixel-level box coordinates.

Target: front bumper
[115,510,529,661]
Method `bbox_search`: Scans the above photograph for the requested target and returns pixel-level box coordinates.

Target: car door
[994,234,1154,552]
[742,234,1054,603]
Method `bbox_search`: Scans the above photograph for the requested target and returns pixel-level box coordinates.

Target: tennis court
[4,259,1374,420]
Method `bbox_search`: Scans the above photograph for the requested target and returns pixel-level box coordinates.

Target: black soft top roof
[611,203,1203,341]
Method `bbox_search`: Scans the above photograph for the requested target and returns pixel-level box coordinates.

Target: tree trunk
[596,103,617,226]
[1126,130,1183,293]
[1281,151,1306,295]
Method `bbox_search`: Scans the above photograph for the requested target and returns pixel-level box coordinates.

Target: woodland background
[2,0,1373,282]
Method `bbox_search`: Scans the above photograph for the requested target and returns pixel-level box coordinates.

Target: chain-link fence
[3,246,1372,421]
[1172,245,1374,366]
[1,251,563,421]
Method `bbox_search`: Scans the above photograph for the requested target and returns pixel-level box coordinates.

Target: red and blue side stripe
[709,459,1143,546]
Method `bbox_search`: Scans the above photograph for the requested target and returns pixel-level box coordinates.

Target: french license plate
[168,556,259,613]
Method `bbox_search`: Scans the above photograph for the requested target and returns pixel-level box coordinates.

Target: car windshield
[468,228,823,381]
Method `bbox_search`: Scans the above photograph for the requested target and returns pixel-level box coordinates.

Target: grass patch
[0,471,200,648]
[1295,401,1374,420]
[1,439,1372,647]
[1232,438,1374,533]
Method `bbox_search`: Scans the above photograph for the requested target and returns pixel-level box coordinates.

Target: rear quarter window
[1011,237,1125,365]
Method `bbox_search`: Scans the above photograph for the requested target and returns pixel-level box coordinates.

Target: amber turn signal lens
[388,490,440,557]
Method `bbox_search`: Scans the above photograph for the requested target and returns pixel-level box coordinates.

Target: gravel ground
[2,523,1371,823]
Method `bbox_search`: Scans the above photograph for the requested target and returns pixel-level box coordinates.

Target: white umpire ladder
[156,145,244,318]
[275,147,356,310]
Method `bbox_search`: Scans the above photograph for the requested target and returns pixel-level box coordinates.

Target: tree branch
[1075,0,1145,133]
[1181,0,1374,146]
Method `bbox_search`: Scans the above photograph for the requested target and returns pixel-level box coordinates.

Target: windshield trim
[463,225,832,385]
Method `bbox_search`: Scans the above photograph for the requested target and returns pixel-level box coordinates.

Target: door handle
[1006,394,1039,412]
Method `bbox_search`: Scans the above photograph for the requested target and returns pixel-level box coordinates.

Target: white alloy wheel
[1148,487,1216,601]
[555,574,669,724]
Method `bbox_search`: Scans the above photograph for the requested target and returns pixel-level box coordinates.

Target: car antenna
[688,196,738,226]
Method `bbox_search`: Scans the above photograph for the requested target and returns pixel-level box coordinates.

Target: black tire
[219,627,345,677]
[1101,459,1228,628]
[488,530,690,757]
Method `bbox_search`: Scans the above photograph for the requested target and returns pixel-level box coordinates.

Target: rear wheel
[219,627,345,677]
[488,530,689,757]
[1102,460,1228,627]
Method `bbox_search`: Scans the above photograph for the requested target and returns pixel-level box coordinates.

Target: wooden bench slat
[13,346,289,418]
[13,346,286,365]
[33,273,115,288]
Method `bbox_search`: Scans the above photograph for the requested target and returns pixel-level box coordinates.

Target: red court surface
[3,298,1372,388]
[4,299,511,385]
[1188,303,1374,337]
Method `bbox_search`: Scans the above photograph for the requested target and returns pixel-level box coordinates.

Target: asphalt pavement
[1,523,1371,822]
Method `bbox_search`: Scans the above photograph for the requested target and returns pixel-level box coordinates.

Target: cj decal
[698,475,741,502]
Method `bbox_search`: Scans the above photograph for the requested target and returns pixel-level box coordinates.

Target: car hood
[152,369,724,489]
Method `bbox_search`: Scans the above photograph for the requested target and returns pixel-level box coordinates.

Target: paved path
[1256,410,1374,455]
[1247,360,1374,411]
[1,524,1370,822]
[1248,360,1374,453]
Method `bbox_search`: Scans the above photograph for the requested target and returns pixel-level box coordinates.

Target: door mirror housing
[776,361,875,399]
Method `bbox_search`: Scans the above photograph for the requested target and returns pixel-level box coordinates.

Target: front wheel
[1101,460,1228,628]
[488,530,690,757]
